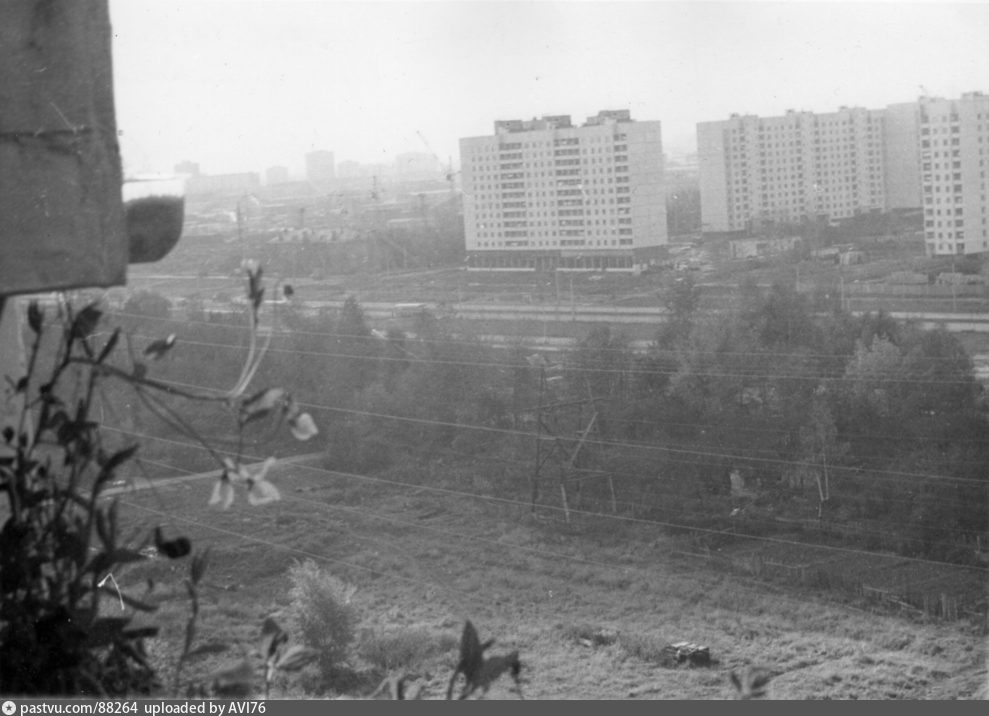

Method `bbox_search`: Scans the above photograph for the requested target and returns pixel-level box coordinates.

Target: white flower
[288,412,318,441]
[209,474,235,510]
[211,457,280,508]
[247,478,281,506]
[245,457,280,505]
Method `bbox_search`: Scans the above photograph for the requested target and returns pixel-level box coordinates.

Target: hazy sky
[109,0,989,179]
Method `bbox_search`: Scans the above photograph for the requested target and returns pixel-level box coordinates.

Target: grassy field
[111,457,988,700]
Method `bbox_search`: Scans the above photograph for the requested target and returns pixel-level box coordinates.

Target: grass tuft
[356,626,447,672]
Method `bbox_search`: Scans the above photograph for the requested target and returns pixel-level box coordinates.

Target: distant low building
[265,165,290,185]
[728,236,801,259]
[174,160,201,177]
[185,172,261,196]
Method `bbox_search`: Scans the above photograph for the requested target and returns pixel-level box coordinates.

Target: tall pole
[570,273,575,322]
[951,254,957,312]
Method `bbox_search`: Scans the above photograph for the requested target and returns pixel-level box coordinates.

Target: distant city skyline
[110,1,988,177]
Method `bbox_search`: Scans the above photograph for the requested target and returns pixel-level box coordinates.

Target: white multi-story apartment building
[917,92,989,256]
[459,110,666,271]
[698,106,915,234]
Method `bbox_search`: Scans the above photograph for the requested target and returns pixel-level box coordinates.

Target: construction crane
[415,130,459,197]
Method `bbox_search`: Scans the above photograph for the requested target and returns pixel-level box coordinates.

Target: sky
[109,0,989,179]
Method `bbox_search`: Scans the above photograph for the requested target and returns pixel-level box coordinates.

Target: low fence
[843,283,986,298]
[678,532,988,628]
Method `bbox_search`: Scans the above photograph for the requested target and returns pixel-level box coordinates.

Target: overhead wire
[105,304,989,365]
[110,329,988,390]
[101,424,989,576]
[135,374,988,489]
[108,420,988,537]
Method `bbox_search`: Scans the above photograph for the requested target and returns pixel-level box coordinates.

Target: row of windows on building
[467,135,628,157]
[468,145,629,165]
[470,169,625,190]
[471,157,631,174]
[475,235,635,249]
[475,204,629,219]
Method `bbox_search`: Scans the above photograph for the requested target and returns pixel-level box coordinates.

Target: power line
[117,374,989,489]
[101,425,989,576]
[107,307,988,368]
[119,329,986,387]
[111,422,988,534]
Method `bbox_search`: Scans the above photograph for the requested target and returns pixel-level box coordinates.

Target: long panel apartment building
[460,110,666,271]
[698,92,989,256]
[698,105,920,234]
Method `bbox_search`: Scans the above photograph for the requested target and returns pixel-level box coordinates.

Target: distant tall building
[698,106,898,233]
[459,109,667,271]
[917,92,989,256]
[697,93,988,255]
[305,150,335,183]
[265,165,290,185]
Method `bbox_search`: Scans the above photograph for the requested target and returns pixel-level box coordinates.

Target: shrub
[286,560,358,677]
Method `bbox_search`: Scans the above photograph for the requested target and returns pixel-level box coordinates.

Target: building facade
[698,106,899,234]
[185,172,261,196]
[917,92,989,256]
[265,165,290,185]
[699,93,989,256]
[305,150,335,183]
[459,110,666,271]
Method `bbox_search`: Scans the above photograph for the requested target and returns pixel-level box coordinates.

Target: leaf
[154,526,191,559]
[132,362,147,381]
[261,628,288,663]
[71,304,102,340]
[288,412,318,441]
[95,445,139,492]
[13,376,28,394]
[122,626,160,640]
[95,508,110,547]
[27,301,43,333]
[143,333,177,360]
[184,642,230,659]
[97,328,121,364]
[240,388,286,425]
[274,645,319,672]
